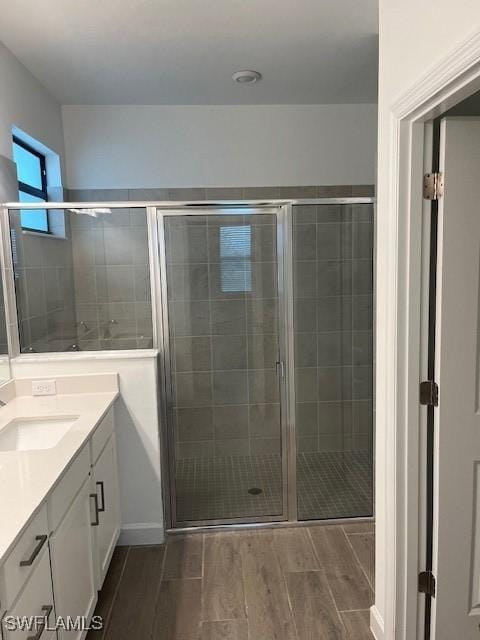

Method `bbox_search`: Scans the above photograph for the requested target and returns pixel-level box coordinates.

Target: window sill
[21,230,68,241]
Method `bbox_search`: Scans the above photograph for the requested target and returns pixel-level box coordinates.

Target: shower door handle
[275,361,285,378]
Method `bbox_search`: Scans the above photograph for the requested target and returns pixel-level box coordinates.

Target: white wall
[376,3,480,639]
[62,104,377,189]
[0,43,65,163]
[11,352,165,545]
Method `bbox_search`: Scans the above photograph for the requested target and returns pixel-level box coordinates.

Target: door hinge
[420,380,439,406]
[423,172,444,200]
[418,571,436,597]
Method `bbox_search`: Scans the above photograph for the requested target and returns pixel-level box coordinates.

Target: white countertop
[0,388,118,563]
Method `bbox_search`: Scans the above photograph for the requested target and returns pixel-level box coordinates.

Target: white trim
[392,28,480,119]
[379,25,480,640]
[118,523,165,546]
[10,349,158,364]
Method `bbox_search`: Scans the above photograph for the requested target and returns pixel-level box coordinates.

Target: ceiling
[0,0,378,105]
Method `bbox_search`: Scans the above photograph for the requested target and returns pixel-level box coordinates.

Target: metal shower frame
[1,197,375,530]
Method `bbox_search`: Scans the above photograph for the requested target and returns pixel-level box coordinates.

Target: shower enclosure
[155,200,374,528]
[5,198,374,529]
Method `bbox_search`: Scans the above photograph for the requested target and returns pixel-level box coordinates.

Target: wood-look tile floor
[87,523,375,640]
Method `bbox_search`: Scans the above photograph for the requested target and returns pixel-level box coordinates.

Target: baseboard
[118,523,165,546]
[370,605,384,640]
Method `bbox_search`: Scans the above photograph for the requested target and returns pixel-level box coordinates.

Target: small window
[220,225,252,292]
[12,136,49,233]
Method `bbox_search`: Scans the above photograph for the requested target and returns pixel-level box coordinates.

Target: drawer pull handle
[96,481,106,512]
[90,493,100,526]
[27,604,53,640]
[19,535,47,567]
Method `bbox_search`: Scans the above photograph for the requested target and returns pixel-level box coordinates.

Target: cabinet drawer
[48,445,90,532]
[1,504,48,611]
[1,549,55,640]
[90,409,114,465]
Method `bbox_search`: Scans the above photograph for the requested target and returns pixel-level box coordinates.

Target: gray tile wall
[9,210,77,352]
[10,184,373,358]
[293,203,374,453]
[165,214,281,460]
[68,207,152,350]
[11,205,153,352]
[69,185,374,203]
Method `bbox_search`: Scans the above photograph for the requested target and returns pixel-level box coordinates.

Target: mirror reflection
[9,207,153,353]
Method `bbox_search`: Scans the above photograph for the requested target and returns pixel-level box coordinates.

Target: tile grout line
[239,532,250,632]
[199,532,206,630]
[237,531,251,640]
[342,528,375,594]
[250,530,299,640]
[277,533,301,640]
[281,570,301,640]
[201,533,206,619]
[345,531,375,536]
[100,545,131,640]
[305,527,347,633]
[145,539,169,638]
[159,537,168,583]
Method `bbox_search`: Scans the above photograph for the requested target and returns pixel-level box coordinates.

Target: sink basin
[0,416,80,452]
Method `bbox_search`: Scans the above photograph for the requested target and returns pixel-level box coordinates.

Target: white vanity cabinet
[0,404,120,640]
[92,435,120,588]
[48,407,119,639]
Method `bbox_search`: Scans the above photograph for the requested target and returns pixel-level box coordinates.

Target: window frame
[13,135,50,234]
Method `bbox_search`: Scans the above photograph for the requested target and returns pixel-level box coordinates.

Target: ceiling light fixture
[232,70,262,84]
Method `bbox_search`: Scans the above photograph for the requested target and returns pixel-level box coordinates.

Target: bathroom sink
[0,416,80,452]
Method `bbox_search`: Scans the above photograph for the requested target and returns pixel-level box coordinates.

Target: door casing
[374,28,480,640]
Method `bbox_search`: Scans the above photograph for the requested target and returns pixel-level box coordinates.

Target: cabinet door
[49,478,97,640]
[93,436,120,588]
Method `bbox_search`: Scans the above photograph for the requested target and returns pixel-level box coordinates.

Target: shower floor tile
[174,450,373,523]
[175,454,283,522]
[297,450,373,520]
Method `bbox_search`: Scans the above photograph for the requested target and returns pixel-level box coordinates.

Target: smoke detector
[232,70,262,84]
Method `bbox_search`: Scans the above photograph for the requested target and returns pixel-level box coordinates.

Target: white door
[49,477,97,640]
[93,436,120,588]
[432,116,480,638]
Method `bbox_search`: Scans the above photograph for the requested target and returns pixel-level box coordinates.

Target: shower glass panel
[9,207,152,353]
[163,212,284,525]
[293,203,374,520]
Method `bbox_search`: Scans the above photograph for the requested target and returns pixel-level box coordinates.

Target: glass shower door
[161,210,285,526]
[293,203,374,520]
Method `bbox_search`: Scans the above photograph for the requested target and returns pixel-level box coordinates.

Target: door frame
[153,204,291,529]
[374,28,480,640]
